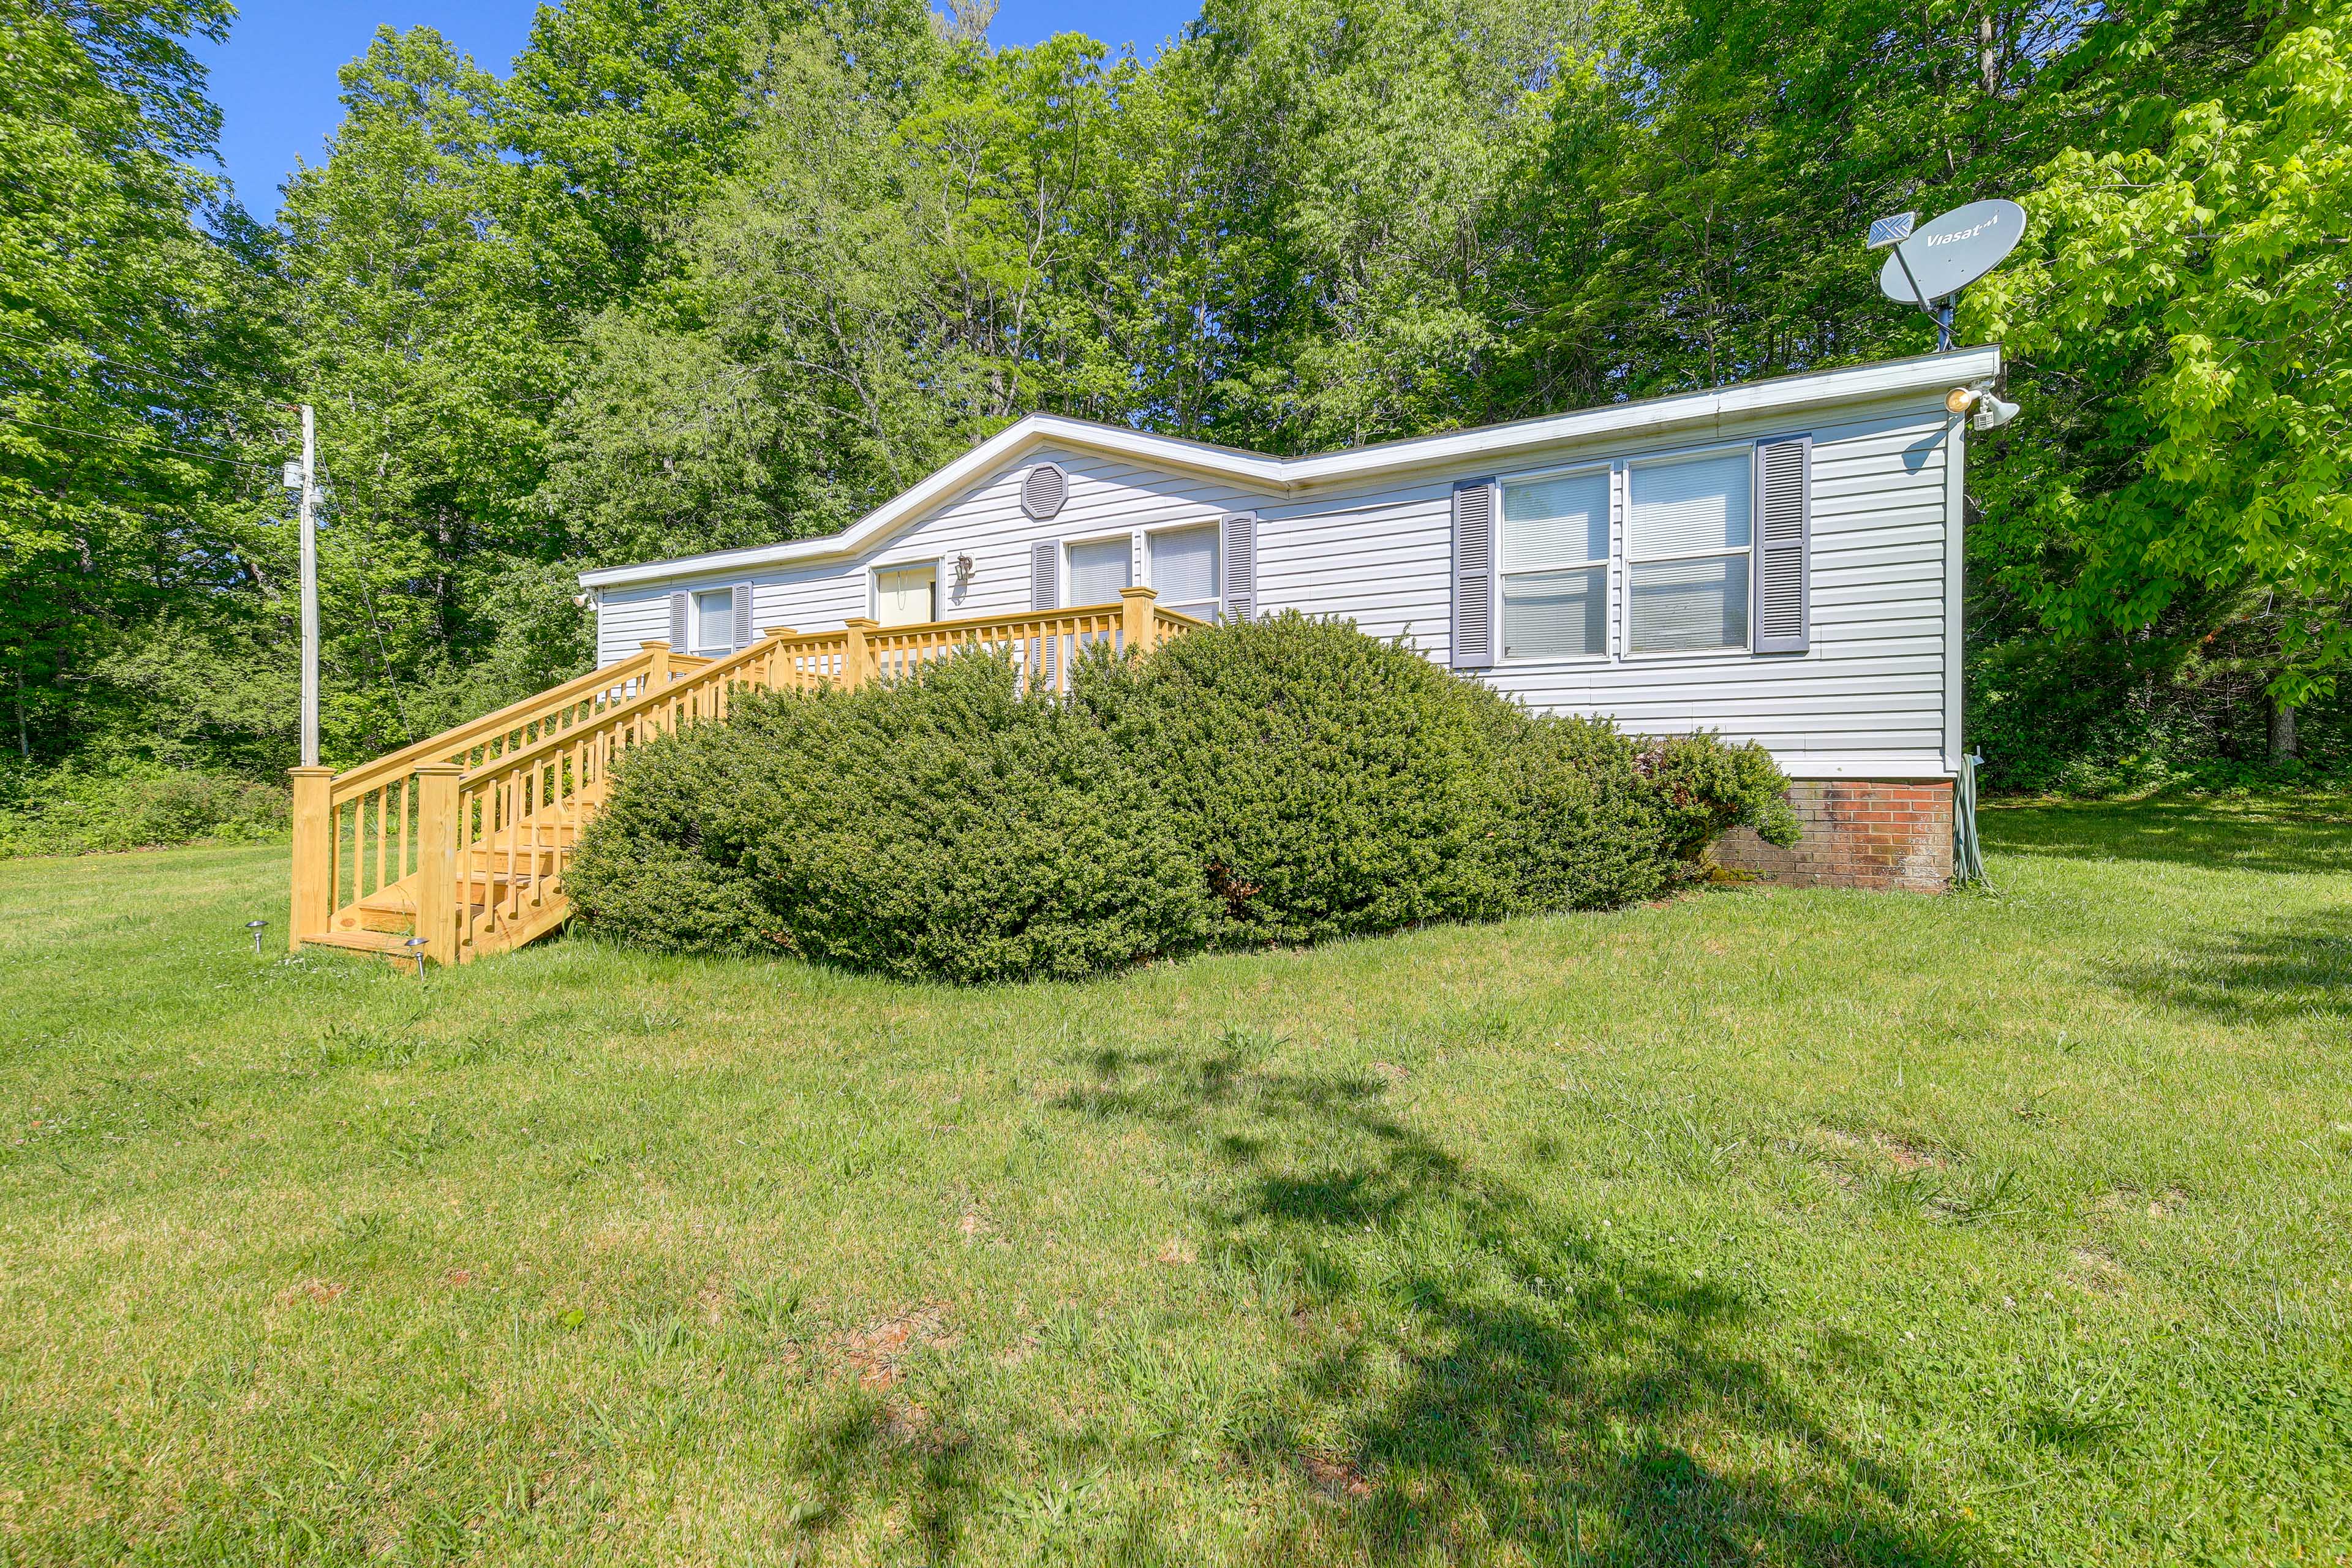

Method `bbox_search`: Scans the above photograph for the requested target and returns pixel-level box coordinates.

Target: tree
[1967,0,2352,715]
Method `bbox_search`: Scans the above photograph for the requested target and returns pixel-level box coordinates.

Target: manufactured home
[581,347,1998,892]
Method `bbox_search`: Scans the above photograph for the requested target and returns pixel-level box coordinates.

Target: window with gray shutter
[1626,451,1751,654]
[1451,479,1496,669]
[1030,540,1059,610]
[1752,437,1811,653]
[1220,512,1256,622]
[668,590,687,652]
[731,582,755,650]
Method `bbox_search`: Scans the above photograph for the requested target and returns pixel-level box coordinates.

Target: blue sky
[197,1,1200,215]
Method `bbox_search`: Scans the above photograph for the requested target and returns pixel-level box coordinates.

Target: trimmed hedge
[571,616,1802,982]
[1074,613,1509,943]
[569,652,1212,982]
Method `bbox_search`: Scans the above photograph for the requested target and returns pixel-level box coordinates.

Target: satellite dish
[1876,198,2026,306]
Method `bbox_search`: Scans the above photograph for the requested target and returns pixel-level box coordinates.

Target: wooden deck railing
[290,588,1200,965]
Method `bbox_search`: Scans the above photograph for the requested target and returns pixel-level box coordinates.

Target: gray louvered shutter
[1752,437,1811,654]
[1450,478,1496,669]
[1220,511,1256,622]
[731,582,755,649]
[667,590,688,652]
[1030,540,1059,610]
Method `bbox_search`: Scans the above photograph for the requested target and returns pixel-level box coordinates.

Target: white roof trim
[578,346,1999,590]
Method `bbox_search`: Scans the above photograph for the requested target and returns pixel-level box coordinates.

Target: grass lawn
[1,796,2347,1566]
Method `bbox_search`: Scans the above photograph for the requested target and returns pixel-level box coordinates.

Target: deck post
[842,618,876,690]
[287,766,335,952]
[413,763,464,968]
[758,627,796,691]
[1120,586,1158,658]
[639,640,671,693]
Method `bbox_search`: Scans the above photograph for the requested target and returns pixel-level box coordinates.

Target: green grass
[1,797,2347,1566]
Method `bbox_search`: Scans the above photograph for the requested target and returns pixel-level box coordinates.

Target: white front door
[875,564,937,627]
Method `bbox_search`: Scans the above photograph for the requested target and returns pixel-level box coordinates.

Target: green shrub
[0,763,289,857]
[571,652,1213,982]
[1482,708,1674,911]
[1077,613,1512,944]
[1636,731,1803,861]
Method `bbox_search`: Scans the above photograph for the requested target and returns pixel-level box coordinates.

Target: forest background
[2,0,2347,848]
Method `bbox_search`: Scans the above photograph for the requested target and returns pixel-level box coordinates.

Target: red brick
[1711,779,1954,892]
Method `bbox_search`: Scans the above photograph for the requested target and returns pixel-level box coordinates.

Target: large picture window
[1501,469,1610,660]
[1627,452,1751,653]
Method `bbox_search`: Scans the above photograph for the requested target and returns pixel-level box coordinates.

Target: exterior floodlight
[1866,212,1917,249]
[1945,386,1980,415]
[1972,393,2021,430]
[245,918,268,954]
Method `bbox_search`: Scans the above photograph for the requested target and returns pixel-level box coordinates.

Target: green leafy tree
[1968,0,2352,713]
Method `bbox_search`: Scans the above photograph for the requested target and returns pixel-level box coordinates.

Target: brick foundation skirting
[1709,778,1954,892]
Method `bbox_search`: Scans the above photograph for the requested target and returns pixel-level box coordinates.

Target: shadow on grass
[1055,1035,1975,1566]
[1981,794,2352,876]
[2100,904,2352,1028]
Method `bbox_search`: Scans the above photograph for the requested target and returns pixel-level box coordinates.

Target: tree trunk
[2267,694,2297,763]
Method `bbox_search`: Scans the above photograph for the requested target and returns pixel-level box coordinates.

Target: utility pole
[297,405,319,768]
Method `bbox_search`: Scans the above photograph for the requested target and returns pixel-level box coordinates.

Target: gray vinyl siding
[594,385,1962,779]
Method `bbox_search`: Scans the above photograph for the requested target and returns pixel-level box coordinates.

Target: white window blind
[692,588,734,656]
[1149,525,1219,621]
[875,564,935,627]
[1501,469,1608,660]
[1627,453,1752,652]
[1067,538,1131,604]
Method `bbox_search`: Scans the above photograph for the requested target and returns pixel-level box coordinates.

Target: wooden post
[640,640,671,690]
[842,618,875,689]
[1120,585,1158,658]
[759,626,797,639]
[287,766,335,952]
[413,763,464,968]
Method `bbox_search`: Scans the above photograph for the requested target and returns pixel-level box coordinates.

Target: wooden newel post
[1120,586,1158,657]
[287,766,335,952]
[639,640,672,692]
[413,763,464,968]
[842,618,875,690]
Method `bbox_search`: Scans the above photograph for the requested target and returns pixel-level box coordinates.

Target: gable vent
[1020,462,1068,521]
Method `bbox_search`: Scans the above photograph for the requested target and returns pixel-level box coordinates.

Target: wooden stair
[288,593,1205,969]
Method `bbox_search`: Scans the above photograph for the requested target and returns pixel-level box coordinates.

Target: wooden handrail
[329,647,668,799]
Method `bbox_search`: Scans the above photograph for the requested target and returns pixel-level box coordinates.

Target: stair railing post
[842,618,875,690]
[413,763,465,968]
[287,766,336,952]
[1119,586,1158,659]
[759,627,796,691]
[639,640,671,695]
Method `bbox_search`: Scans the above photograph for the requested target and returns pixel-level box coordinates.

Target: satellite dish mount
[1866,200,2025,353]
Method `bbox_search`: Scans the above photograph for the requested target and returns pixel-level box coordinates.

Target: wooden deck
[288,590,1197,967]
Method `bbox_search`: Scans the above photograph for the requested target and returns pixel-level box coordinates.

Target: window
[1066,537,1131,604]
[1148,524,1219,621]
[692,588,735,656]
[1627,451,1751,652]
[874,563,936,627]
[1500,470,1610,660]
